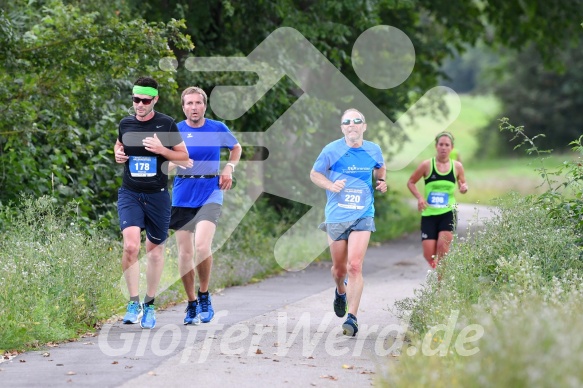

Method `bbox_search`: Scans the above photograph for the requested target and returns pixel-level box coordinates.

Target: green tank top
[422,158,456,216]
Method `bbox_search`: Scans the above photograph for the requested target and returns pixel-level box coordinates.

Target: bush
[396,192,583,333]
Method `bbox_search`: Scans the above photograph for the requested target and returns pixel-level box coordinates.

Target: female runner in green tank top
[407,132,468,269]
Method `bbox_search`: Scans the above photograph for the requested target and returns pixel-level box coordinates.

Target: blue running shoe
[333,289,347,318]
[122,301,142,324]
[184,301,201,325]
[342,313,358,337]
[140,304,156,329]
[197,291,214,323]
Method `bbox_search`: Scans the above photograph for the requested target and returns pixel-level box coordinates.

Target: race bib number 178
[129,156,157,177]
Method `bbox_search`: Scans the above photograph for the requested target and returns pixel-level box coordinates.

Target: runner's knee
[346,261,363,276]
[123,242,140,259]
[331,265,347,279]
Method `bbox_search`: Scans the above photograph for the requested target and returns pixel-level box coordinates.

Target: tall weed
[383,293,583,387]
[0,196,122,351]
[396,193,583,335]
[388,120,583,386]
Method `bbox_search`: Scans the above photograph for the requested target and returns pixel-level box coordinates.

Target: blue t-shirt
[172,119,239,208]
[313,139,384,223]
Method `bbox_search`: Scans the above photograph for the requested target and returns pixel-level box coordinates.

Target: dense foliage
[2,0,582,231]
[0,1,193,228]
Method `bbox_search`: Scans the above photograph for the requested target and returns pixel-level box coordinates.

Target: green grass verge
[381,192,583,386]
[0,196,123,351]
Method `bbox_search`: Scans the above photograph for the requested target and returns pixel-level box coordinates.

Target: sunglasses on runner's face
[132,96,155,105]
[341,118,364,125]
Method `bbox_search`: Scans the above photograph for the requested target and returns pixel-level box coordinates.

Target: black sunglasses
[341,118,364,125]
[132,96,155,105]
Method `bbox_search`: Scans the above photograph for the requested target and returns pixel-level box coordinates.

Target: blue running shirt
[313,139,384,223]
[172,119,238,208]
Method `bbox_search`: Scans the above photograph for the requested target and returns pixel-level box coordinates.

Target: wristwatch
[226,162,236,173]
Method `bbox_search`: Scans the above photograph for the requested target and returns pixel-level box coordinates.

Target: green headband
[435,131,454,144]
[132,85,158,97]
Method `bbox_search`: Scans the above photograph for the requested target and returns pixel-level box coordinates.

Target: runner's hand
[143,133,164,154]
[115,146,128,164]
[329,179,346,193]
[219,166,233,190]
[376,180,387,193]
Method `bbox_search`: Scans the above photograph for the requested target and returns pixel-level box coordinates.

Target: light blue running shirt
[172,119,238,208]
[313,138,384,223]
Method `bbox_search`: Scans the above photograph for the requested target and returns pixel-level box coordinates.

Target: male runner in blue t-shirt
[169,86,242,325]
[310,108,387,336]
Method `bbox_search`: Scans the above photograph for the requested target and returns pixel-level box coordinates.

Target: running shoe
[333,289,347,318]
[122,301,142,324]
[342,313,358,337]
[184,300,201,325]
[197,291,215,323]
[140,304,156,329]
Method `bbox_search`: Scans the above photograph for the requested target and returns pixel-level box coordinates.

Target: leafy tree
[480,38,583,156]
[2,0,583,231]
[0,1,193,228]
[125,0,583,209]
[441,42,501,93]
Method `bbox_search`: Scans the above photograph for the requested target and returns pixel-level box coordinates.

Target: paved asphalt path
[0,204,495,387]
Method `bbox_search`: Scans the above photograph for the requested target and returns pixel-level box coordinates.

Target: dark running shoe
[333,288,347,318]
[184,300,201,325]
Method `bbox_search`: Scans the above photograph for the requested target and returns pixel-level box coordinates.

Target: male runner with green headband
[114,76,189,329]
